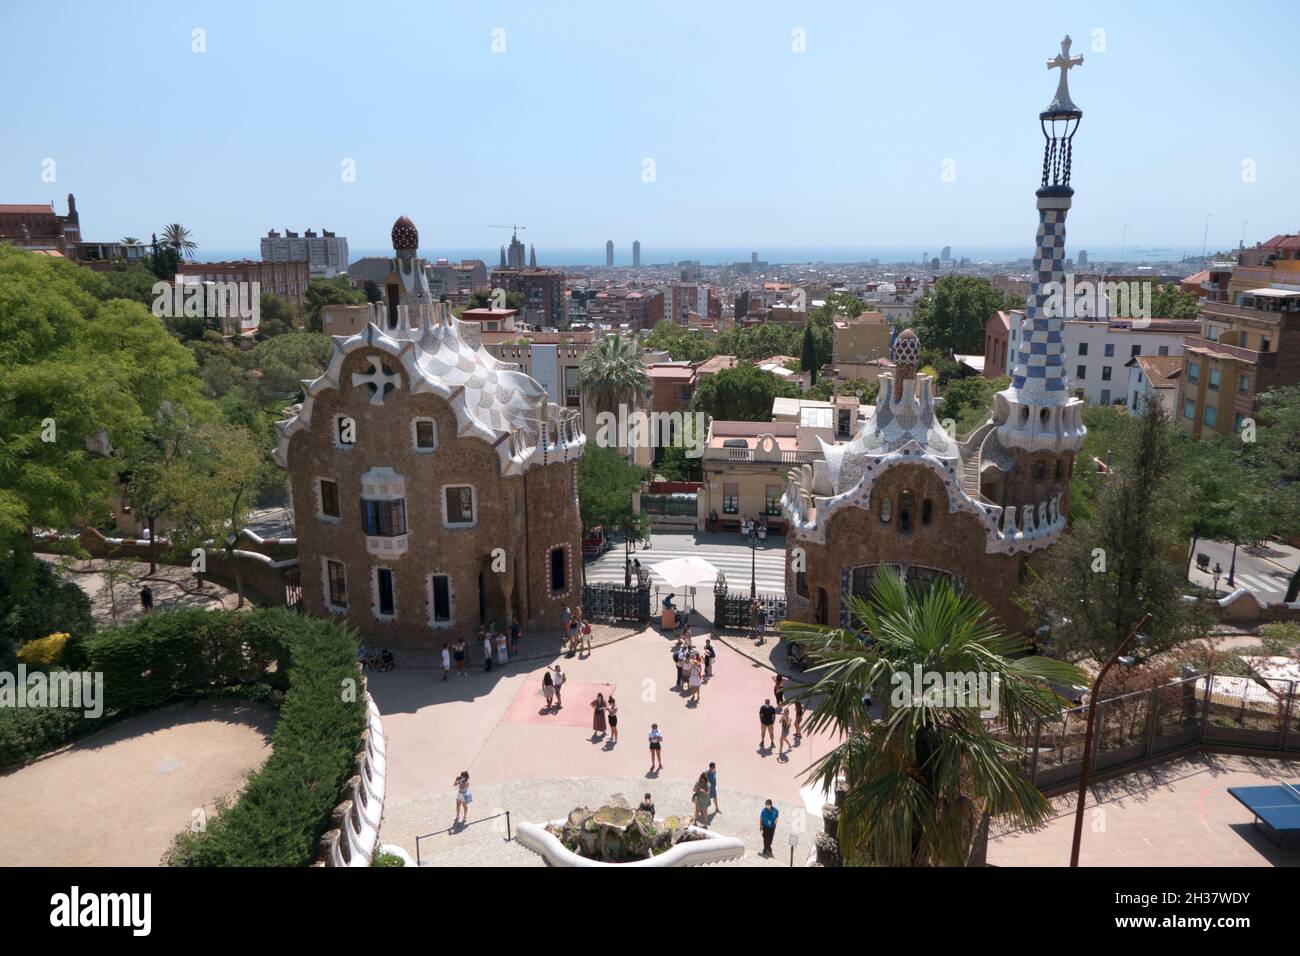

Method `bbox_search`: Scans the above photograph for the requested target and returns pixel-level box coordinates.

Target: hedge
[0,607,364,866]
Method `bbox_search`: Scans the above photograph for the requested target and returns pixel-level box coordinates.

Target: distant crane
[489,223,527,236]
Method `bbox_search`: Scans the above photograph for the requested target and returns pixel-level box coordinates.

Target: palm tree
[120,236,141,246]
[161,223,197,260]
[575,331,649,416]
[782,566,1084,866]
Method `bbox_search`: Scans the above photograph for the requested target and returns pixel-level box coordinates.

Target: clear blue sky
[2,0,1296,258]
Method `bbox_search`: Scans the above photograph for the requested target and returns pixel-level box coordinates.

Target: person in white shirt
[440,644,451,682]
[552,665,566,708]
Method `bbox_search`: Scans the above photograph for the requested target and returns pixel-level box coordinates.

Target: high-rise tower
[605,240,614,267]
[993,35,1087,454]
[632,240,641,268]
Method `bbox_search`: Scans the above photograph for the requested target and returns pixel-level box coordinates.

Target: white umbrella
[650,556,721,590]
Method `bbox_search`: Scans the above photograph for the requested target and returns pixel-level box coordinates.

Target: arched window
[899,490,915,532]
[921,498,933,526]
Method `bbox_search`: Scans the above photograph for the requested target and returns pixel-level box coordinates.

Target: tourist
[552,664,565,708]
[759,800,779,855]
[581,618,593,654]
[591,692,608,739]
[139,584,153,613]
[683,618,692,646]
[793,699,804,741]
[562,604,571,636]
[756,608,767,643]
[773,673,786,706]
[648,723,664,772]
[542,669,555,709]
[453,639,467,676]
[607,695,619,743]
[704,639,716,680]
[639,793,656,817]
[495,629,508,667]
[440,643,451,681]
[778,707,792,757]
[379,648,395,671]
[483,632,494,672]
[688,654,702,703]
[454,771,472,825]
[692,773,711,826]
[758,698,778,749]
[510,620,521,656]
[707,762,720,813]
[673,641,685,689]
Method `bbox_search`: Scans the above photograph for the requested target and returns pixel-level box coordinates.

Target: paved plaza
[0,702,275,867]
[370,626,831,866]
[1187,539,1299,603]
[990,753,1300,867]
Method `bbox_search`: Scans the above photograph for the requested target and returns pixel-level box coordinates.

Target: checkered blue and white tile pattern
[1010,204,1070,398]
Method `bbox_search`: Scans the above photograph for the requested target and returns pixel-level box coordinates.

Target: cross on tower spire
[1045,35,1083,114]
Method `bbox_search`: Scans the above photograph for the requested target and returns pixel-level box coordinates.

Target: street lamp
[1070,612,1152,867]
[1227,539,1239,590]
[748,523,758,599]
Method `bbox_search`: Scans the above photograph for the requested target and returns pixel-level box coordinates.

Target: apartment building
[261,227,349,277]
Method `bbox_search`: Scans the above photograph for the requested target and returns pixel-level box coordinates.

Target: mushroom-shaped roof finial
[392,215,419,252]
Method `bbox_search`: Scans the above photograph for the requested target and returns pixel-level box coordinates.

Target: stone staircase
[958,419,997,498]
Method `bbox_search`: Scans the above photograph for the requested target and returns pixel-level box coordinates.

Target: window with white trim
[412,418,437,452]
[443,485,476,527]
[325,559,348,611]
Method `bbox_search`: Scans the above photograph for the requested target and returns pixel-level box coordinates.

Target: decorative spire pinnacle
[1044,36,1083,116]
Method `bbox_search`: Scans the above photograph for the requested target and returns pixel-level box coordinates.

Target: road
[1186,538,1299,603]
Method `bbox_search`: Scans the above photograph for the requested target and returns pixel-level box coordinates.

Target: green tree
[576,331,649,417]
[782,567,1084,866]
[689,363,798,422]
[1022,400,1207,662]
[0,247,202,571]
[304,276,366,333]
[801,322,818,385]
[1243,385,1300,600]
[911,276,1020,356]
[161,223,197,260]
[167,421,277,607]
[255,293,301,338]
[939,376,1008,435]
[1149,283,1200,320]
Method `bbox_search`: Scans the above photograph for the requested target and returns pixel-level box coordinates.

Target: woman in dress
[606,695,619,743]
[691,772,711,826]
[542,669,555,709]
[453,639,467,676]
[453,771,471,824]
[688,654,703,703]
[773,673,786,706]
[778,707,792,757]
[591,692,608,738]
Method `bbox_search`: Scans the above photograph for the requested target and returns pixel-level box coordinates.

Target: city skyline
[2,1,1295,253]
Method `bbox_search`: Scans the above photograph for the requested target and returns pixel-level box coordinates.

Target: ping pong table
[1228,782,1300,847]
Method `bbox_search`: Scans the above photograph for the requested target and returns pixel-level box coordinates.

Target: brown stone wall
[790,462,1032,633]
[987,447,1075,519]
[286,347,582,648]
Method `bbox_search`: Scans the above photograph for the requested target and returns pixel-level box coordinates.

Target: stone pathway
[39,555,239,626]
[384,776,805,867]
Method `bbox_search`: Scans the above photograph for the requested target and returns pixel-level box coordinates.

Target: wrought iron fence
[713,572,787,631]
[581,582,650,624]
[993,674,1299,792]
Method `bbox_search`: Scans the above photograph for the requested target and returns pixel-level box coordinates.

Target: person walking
[495,629,508,667]
[688,654,703,703]
[707,762,720,813]
[453,771,472,825]
[483,632,494,672]
[440,643,451,681]
[453,639,467,676]
[542,669,555,710]
[773,673,786,706]
[758,698,778,749]
[552,664,565,708]
[509,620,521,657]
[140,584,153,613]
[581,618,593,654]
[759,800,779,856]
[672,641,685,689]
[591,692,608,739]
[647,723,664,772]
[691,773,711,826]
[562,604,571,637]
[793,699,804,741]
[607,695,619,743]
[778,706,792,757]
[703,639,716,680]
